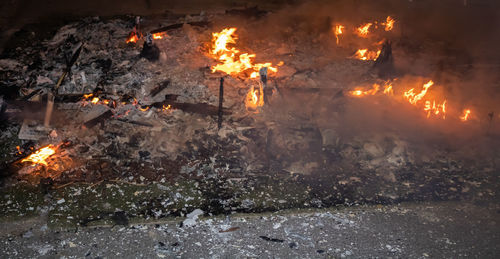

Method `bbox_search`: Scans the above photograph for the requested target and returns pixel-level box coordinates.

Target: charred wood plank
[150,21,211,34]
[149,80,170,97]
[83,110,113,129]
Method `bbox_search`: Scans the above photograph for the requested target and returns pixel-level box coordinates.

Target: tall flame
[209,28,279,78]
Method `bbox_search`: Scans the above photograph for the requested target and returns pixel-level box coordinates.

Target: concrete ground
[1,201,499,258]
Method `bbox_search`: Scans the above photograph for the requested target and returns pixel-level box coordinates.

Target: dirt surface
[1,201,499,258]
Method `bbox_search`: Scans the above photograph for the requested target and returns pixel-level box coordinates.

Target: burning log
[218,77,224,129]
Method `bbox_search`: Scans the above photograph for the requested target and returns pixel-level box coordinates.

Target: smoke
[222,0,500,164]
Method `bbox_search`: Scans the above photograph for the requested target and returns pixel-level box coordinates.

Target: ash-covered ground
[1,1,500,257]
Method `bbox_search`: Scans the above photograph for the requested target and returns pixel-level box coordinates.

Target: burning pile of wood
[0,7,497,189]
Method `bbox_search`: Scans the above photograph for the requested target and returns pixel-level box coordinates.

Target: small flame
[138,106,150,112]
[162,104,172,111]
[460,109,471,121]
[126,31,140,44]
[91,97,99,104]
[334,25,344,45]
[152,32,167,40]
[353,49,380,61]
[383,16,395,31]
[245,85,264,111]
[424,100,447,119]
[383,81,394,95]
[404,80,434,105]
[356,23,372,37]
[21,145,57,166]
[349,83,380,97]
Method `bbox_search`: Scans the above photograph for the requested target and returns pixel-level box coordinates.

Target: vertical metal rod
[218,77,224,129]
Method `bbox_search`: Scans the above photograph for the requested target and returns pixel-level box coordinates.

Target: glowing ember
[245,85,264,110]
[356,23,372,37]
[383,16,395,31]
[91,97,99,104]
[334,25,344,45]
[404,80,434,105]
[460,109,471,121]
[209,28,279,78]
[352,49,380,61]
[21,145,57,166]
[138,106,150,112]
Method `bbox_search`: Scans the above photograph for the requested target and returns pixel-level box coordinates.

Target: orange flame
[334,25,344,45]
[245,85,264,110]
[404,80,434,105]
[152,32,166,40]
[424,100,447,119]
[162,104,172,111]
[209,28,279,78]
[126,32,140,44]
[21,145,57,166]
[356,23,372,37]
[138,106,150,112]
[349,83,380,97]
[460,109,471,121]
[383,16,395,31]
[383,81,394,96]
[353,49,381,61]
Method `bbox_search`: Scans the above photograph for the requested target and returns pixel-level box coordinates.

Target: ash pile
[0,5,499,217]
